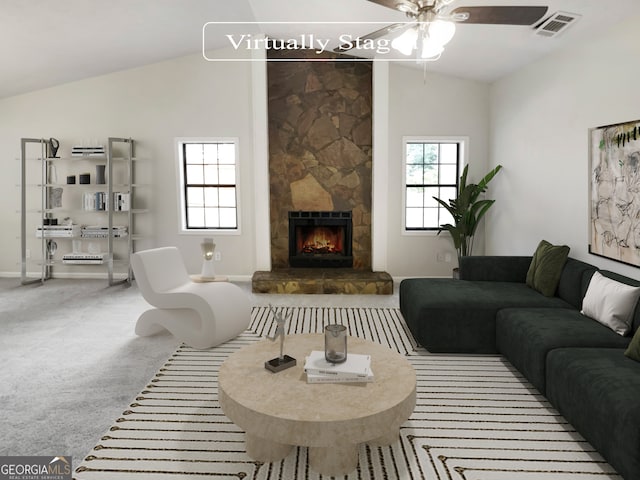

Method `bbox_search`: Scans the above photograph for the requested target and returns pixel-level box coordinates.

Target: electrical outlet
[26,249,31,258]
[214,251,221,261]
[437,252,452,263]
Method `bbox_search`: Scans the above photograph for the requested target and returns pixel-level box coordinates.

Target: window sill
[179,228,241,236]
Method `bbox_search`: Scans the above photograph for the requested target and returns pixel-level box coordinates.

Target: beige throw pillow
[581,271,640,336]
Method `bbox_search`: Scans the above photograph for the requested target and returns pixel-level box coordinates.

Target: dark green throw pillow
[625,328,640,362]
[526,240,570,297]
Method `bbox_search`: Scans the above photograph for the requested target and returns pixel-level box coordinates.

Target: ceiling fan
[337,0,549,61]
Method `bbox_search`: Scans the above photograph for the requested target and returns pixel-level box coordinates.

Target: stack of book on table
[303,350,373,383]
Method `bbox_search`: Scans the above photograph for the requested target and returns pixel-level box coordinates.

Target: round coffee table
[218,334,416,476]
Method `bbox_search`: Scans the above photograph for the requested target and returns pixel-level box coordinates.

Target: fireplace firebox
[289,211,353,268]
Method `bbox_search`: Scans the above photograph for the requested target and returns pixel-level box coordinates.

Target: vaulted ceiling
[1,0,638,99]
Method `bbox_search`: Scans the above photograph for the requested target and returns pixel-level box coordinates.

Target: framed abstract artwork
[589,119,640,267]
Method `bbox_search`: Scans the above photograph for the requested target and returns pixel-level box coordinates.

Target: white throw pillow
[581,271,640,336]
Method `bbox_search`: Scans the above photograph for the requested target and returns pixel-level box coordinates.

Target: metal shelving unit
[20,137,141,285]
[20,138,49,284]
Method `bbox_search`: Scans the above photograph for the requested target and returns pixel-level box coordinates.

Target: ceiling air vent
[534,11,581,38]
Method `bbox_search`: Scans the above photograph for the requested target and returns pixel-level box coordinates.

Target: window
[176,139,239,231]
[403,137,466,231]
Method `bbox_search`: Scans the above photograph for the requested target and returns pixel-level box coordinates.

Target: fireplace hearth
[289,211,353,268]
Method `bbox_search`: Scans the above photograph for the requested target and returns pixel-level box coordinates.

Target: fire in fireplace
[289,211,353,268]
[298,226,343,254]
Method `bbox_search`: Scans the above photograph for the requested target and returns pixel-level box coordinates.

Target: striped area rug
[74,307,620,480]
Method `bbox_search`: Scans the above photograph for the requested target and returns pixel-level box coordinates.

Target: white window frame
[402,136,468,236]
[175,137,241,235]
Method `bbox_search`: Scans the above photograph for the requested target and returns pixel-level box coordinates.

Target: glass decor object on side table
[200,237,216,279]
[325,324,347,364]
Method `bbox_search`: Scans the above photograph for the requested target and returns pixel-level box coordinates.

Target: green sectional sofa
[399,255,640,480]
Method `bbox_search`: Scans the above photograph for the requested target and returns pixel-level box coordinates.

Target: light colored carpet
[0,278,397,464]
[73,306,621,480]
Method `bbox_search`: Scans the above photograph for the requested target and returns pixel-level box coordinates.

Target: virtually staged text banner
[202,21,417,61]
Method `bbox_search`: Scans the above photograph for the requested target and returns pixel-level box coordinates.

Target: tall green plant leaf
[433,164,502,259]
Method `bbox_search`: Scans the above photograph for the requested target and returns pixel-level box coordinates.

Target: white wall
[385,63,491,278]
[0,46,493,280]
[0,48,257,277]
[488,15,640,280]
[3,18,638,281]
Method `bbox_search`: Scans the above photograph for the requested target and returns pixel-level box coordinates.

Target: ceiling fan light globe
[421,40,444,59]
[428,19,456,46]
[391,27,418,55]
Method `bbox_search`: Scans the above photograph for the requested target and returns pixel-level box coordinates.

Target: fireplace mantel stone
[252,269,393,295]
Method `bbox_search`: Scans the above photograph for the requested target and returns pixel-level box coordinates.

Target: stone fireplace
[251,49,392,294]
[289,211,353,268]
[266,49,372,270]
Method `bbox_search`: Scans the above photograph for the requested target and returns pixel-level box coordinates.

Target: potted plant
[433,164,502,276]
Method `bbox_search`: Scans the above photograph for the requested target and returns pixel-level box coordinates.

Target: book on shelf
[303,350,373,383]
[82,192,130,211]
[113,192,130,211]
[80,225,128,238]
[62,253,105,264]
[71,146,105,157]
[36,225,80,238]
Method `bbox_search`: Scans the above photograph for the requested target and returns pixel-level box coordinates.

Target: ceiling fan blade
[366,0,418,13]
[334,22,406,52]
[451,6,549,25]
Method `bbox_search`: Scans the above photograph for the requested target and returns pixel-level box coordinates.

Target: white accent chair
[131,247,250,349]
